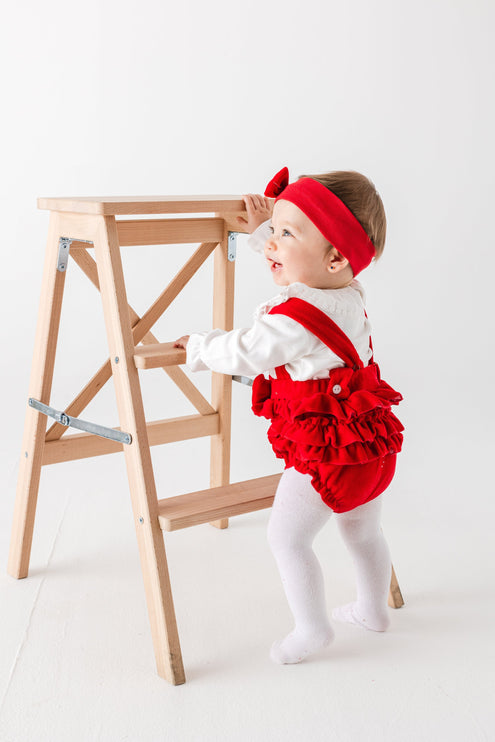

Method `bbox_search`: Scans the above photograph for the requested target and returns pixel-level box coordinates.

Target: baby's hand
[174,336,190,350]
[237,194,273,233]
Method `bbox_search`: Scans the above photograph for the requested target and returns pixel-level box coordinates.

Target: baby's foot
[270,627,334,665]
[332,602,390,632]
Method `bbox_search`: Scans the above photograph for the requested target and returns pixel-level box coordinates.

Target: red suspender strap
[269,297,364,371]
[364,309,374,363]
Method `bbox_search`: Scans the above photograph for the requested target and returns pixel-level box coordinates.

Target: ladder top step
[37,195,247,216]
[157,473,282,531]
[134,343,186,370]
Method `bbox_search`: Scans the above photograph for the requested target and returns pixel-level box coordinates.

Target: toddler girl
[175,167,403,665]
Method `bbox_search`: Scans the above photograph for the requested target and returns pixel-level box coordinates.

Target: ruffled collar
[254,281,366,320]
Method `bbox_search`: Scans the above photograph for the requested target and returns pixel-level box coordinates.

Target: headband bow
[264,166,290,197]
[264,166,374,276]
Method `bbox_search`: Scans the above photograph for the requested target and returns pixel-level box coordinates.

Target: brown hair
[299,171,387,260]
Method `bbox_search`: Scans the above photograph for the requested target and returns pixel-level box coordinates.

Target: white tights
[267,467,392,664]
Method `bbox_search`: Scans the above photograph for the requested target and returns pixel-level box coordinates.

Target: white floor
[0,433,493,742]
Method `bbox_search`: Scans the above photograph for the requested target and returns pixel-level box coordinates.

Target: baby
[175,168,403,664]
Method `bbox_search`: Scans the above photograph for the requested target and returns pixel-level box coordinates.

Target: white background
[0,1,494,740]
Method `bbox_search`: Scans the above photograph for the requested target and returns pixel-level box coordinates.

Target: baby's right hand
[174,335,190,350]
[237,194,273,233]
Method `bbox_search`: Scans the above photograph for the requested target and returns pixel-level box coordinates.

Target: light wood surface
[42,413,220,465]
[134,343,186,370]
[116,218,225,245]
[45,241,215,441]
[93,214,185,685]
[388,564,405,608]
[8,213,68,578]
[158,474,281,531]
[209,223,235,529]
[72,247,212,411]
[37,195,247,216]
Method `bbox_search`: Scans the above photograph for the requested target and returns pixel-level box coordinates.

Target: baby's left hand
[174,336,190,350]
[237,194,273,233]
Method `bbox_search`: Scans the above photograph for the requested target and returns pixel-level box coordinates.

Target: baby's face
[264,200,333,288]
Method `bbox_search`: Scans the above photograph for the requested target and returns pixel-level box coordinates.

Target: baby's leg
[332,496,391,631]
[267,467,334,664]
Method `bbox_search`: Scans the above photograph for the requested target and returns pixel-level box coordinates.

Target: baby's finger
[247,193,263,210]
[242,193,258,213]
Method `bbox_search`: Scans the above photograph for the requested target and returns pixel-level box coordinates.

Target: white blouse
[185,220,373,381]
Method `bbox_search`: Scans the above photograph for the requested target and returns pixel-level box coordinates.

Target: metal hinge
[227,232,239,262]
[57,238,72,272]
[57,237,94,272]
[29,398,132,445]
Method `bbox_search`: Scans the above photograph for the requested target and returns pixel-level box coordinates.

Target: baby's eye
[269,226,293,237]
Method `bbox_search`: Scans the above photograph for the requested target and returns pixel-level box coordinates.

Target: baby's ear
[327,248,349,273]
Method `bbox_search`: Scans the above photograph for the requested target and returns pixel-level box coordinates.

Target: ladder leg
[388,563,404,608]
[209,225,235,529]
[93,215,185,685]
[8,213,67,578]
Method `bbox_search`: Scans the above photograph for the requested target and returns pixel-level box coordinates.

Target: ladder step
[157,474,282,531]
[134,342,186,370]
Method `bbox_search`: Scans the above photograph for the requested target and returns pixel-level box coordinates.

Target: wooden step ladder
[7,195,404,686]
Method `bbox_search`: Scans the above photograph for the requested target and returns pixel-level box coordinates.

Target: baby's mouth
[268,258,283,271]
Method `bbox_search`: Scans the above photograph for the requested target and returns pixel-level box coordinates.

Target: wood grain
[158,474,281,531]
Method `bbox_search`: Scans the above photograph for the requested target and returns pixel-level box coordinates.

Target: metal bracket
[29,398,132,445]
[232,375,253,387]
[57,237,94,272]
[57,238,72,272]
[227,232,238,262]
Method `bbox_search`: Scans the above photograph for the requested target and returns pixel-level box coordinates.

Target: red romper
[251,297,404,513]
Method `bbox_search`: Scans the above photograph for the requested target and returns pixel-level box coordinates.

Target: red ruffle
[252,362,403,468]
[274,455,398,513]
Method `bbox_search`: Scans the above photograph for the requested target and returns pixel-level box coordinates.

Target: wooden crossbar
[42,413,220,465]
[131,241,218,340]
[116,218,224,245]
[46,241,215,441]
[71,247,214,414]
[158,474,281,531]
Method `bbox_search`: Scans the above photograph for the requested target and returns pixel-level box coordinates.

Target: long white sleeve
[186,278,373,381]
[186,313,323,377]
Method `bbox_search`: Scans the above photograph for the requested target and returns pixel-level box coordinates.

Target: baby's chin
[271,274,291,286]
[268,267,291,285]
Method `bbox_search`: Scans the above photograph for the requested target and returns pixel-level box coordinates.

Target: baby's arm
[174,314,322,377]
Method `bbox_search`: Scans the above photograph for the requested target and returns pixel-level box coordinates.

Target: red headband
[264,167,375,276]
